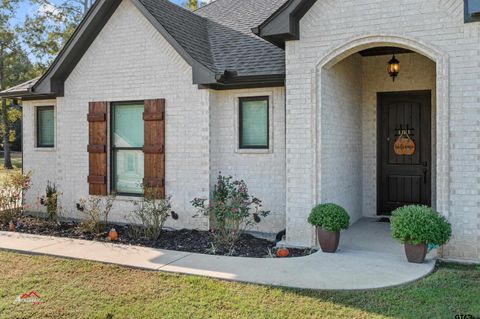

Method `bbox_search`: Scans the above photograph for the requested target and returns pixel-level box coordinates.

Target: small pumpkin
[8,221,15,232]
[108,228,118,241]
[276,247,289,258]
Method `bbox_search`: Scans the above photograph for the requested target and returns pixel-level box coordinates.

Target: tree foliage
[1,0,37,88]
[0,0,93,168]
[20,0,91,70]
[1,0,38,167]
[183,0,212,11]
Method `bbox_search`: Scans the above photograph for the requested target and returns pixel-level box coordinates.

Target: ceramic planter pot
[316,228,340,253]
[404,242,428,263]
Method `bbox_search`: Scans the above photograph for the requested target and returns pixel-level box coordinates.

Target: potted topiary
[391,205,452,263]
[308,203,350,253]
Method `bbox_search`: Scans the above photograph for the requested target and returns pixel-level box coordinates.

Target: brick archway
[285,35,450,247]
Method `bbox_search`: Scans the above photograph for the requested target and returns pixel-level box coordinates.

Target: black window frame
[36,105,55,148]
[238,96,270,150]
[110,101,145,197]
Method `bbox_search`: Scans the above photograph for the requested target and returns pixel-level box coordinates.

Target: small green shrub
[76,193,116,234]
[40,181,61,221]
[129,189,175,241]
[391,205,452,246]
[191,174,270,253]
[307,203,350,232]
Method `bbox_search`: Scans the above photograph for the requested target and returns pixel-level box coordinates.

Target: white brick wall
[209,88,286,233]
[25,0,211,229]
[23,0,287,234]
[310,52,437,228]
[319,54,363,223]
[22,99,57,214]
[286,0,480,261]
[21,0,480,261]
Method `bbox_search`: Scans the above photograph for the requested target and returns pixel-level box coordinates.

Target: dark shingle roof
[137,0,216,72]
[140,0,287,77]
[11,0,289,98]
[197,0,287,76]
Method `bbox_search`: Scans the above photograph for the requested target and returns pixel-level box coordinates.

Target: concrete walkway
[0,220,436,290]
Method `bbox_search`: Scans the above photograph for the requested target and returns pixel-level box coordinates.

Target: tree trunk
[1,98,13,169]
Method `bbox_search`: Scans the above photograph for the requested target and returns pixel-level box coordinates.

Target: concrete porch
[339,218,413,257]
[0,219,435,290]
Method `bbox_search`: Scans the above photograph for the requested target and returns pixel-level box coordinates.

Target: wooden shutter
[87,102,108,196]
[143,99,165,199]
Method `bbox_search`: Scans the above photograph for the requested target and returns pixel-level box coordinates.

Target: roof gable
[16,0,290,98]
[33,0,220,97]
[197,0,287,78]
[253,0,317,48]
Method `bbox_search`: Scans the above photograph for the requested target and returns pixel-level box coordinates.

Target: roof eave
[32,0,123,97]
[201,74,285,90]
[254,0,317,48]
[32,0,218,97]
[131,0,217,84]
[0,90,57,100]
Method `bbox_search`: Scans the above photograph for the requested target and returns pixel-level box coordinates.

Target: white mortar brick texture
[21,0,480,261]
[25,0,212,230]
[209,88,286,233]
[22,99,58,214]
[286,0,480,262]
[320,54,363,224]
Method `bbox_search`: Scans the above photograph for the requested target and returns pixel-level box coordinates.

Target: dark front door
[377,91,432,215]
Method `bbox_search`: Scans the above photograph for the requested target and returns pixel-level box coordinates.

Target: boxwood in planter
[391,205,452,263]
[308,203,350,253]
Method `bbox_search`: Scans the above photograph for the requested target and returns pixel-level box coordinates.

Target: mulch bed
[1,216,316,258]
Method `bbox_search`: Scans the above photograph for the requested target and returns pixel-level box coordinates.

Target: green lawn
[0,251,478,319]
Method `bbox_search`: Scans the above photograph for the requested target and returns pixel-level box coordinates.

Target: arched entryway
[310,36,450,237]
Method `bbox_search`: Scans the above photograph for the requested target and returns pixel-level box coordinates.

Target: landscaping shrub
[0,171,32,223]
[391,205,452,246]
[307,203,350,232]
[40,181,60,221]
[76,193,116,234]
[129,189,175,241]
[191,174,270,253]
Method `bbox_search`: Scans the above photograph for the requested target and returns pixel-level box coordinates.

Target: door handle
[423,168,428,184]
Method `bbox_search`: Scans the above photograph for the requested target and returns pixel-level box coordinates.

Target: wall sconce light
[387,54,400,82]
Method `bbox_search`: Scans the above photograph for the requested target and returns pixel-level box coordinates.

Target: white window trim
[234,92,274,154]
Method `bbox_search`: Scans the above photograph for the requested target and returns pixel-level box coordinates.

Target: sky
[14,0,185,25]
[11,0,192,65]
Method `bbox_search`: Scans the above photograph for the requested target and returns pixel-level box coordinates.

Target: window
[36,106,55,147]
[111,102,144,195]
[239,97,269,149]
[465,0,480,23]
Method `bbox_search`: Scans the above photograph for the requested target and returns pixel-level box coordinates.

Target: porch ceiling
[359,46,414,57]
